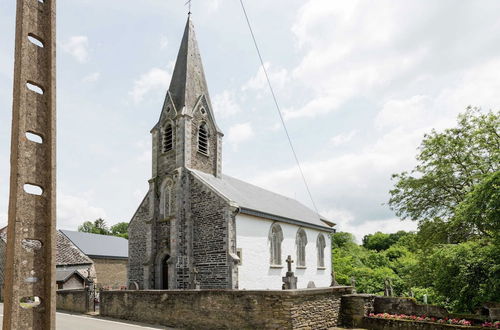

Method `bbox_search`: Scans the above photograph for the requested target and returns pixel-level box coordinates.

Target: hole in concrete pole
[23,184,43,196]
[20,296,41,309]
[26,131,43,144]
[26,81,44,95]
[27,34,44,48]
[22,239,43,251]
[25,277,39,283]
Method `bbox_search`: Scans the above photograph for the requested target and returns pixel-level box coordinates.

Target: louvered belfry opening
[198,124,209,155]
[163,124,173,152]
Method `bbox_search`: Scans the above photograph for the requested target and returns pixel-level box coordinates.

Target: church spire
[168,16,212,114]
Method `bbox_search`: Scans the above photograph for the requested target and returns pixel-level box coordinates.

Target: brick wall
[101,287,352,329]
[93,258,128,289]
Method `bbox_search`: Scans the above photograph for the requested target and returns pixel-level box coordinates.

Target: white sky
[1,0,499,240]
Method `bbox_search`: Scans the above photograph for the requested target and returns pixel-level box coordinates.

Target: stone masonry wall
[128,192,151,289]
[100,287,352,330]
[361,318,484,330]
[190,103,218,176]
[93,258,128,289]
[190,174,231,289]
[56,289,89,313]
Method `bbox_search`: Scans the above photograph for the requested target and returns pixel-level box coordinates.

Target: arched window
[269,223,283,266]
[198,123,209,155]
[296,228,308,267]
[163,124,173,152]
[317,234,326,268]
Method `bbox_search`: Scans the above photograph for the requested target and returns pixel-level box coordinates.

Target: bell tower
[151,15,223,180]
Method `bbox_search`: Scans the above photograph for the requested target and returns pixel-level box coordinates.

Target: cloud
[160,35,169,50]
[82,72,100,83]
[330,130,358,147]
[212,90,241,118]
[283,0,500,120]
[242,62,288,93]
[0,213,6,229]
[130,67,171,104]
[62,36,89,63]
[226,122,255,150]
[57,193,107,230]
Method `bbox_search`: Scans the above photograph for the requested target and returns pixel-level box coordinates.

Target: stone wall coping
[103,286,352,297]
[343,294,376,298]
[56,289,86,293]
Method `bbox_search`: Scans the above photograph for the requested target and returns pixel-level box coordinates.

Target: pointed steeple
[168,16,212,114]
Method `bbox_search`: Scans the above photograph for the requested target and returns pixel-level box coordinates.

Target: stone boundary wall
[56,289,89,314]
[362,318,484,330]
[101,287,353,329]
[374,296,449,318]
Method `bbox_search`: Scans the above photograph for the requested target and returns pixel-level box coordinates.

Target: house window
[198,123,209,155]
[317,234,326,268]
[296,228,307,267]
[163,124,173,152]
[269,223,283,266]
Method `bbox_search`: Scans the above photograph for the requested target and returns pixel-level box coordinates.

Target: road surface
[0,303,173,329]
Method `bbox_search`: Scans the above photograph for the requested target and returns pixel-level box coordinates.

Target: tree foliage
[388,108,499,240]
[78,219,129,239]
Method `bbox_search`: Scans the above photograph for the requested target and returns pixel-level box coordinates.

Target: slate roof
[191,169,335,231]
[60,230,128,259]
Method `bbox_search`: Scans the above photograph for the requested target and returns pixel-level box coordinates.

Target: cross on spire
[185,0,192,14]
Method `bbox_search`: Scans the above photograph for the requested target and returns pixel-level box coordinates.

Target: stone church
[128,16,335,291]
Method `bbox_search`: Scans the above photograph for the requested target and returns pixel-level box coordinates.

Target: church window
[160,181,172,217]
[200,107,206,115]
[163,124,173,152]
[269,223,283,266]
[317,234,326,268]
[198,123,209,155]
[296,228,308,267]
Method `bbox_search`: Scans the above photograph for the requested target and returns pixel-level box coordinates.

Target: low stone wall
[56,289,89,313]
[362,317,483,330]
[374,296,449,318]
[340,294,376,328]
[101,286,352,329]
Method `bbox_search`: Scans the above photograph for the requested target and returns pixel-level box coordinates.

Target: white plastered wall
[236,213,332,290]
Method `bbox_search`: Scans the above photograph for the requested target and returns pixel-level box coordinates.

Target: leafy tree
[332,232,357,249]
[452,171,500,240]
[78,218,110,235]
[362,231,410,251]
[388,108,499,242]
[110,222,129,239]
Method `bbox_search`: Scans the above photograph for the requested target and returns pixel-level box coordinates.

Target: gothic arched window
[317,233,326,268]
[269,223,283,266]
[198,123,209,155]
[163,123,174,152]
[160,181,172,217]
[296,228,308,267]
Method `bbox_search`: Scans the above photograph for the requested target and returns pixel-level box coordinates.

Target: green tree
[110,222,129,239]
[389,108,499,242]
[452,171,500,240]
[78,218,110,235]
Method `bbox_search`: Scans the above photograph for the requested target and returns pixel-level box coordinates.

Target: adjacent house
[0,228,128,293]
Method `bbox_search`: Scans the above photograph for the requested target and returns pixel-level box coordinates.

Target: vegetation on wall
[333,108,499,313]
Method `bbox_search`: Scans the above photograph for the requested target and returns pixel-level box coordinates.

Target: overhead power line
[239,0,320,216]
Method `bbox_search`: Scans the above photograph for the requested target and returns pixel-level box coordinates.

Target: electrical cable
[239,0,321,217]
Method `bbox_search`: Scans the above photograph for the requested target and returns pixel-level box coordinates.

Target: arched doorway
[161,254,170,290]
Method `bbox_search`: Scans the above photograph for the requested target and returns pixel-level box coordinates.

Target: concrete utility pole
[3,0,57,329]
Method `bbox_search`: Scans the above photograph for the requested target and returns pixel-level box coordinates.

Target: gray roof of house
[191,169,334,231]
[60,230,128,259]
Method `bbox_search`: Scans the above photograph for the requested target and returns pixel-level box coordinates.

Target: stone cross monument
[3,0,57,329]
[282,255,297,290]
